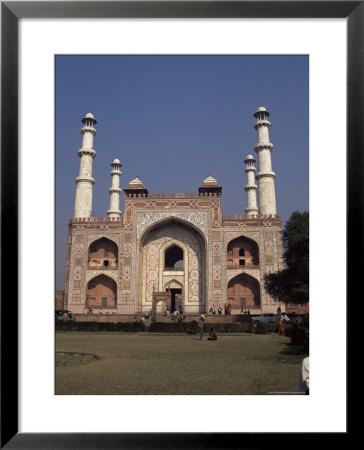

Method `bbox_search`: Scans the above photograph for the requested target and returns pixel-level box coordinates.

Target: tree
[264,211,309,304]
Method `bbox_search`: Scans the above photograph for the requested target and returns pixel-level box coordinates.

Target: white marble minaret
[74,113,97,218]
[107,158,122,219]
[244,154,258,216]
[254,106,277,215]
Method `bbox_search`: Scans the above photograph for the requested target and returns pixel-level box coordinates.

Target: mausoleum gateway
[64,107,285,316]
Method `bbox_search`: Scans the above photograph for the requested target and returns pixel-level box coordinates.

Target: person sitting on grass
[208,328,217,341]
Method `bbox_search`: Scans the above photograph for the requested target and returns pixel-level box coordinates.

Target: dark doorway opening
[170,288,182,312]
[165,245,184,270]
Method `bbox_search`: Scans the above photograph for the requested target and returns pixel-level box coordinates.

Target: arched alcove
[88,238,118,269]
[165,244,184,270]
[227,236,259,268]
[164,279,184,313]
[140,218,206,314]
[227,273,260,309]
[86,274,117,309]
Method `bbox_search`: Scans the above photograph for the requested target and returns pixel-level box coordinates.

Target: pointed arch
[164,243,184,270]
[227,236,259,268]
[139,218,206,314]
[86,274,117,309]
[227,273,260,309]
[88,237,118,269]
[164,278,183,290]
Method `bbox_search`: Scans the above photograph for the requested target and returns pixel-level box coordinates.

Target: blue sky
[56,55,309,290]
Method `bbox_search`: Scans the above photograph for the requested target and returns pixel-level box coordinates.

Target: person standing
[299,357,309,394]
[277,317,284,335]
[198,315,205,340]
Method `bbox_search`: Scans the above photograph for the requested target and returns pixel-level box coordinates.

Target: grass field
[55,332,308,395]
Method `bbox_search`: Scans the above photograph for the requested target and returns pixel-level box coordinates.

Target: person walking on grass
[198,314,205,340]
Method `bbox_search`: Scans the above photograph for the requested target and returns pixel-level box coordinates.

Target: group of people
[208,304,234,315]
[198,315,217,341]
[171,309,186,323]
[140,309,156,323]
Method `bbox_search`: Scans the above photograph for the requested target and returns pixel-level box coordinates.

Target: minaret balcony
[75,175,95,184]
[256,171,276,180]
[254,143,273,152]
[244,184,258,191]
[254,120,271,129]
[108,187,122,194]
[110,169,122,176]
[81,126,97,135]
[78,148,96,158]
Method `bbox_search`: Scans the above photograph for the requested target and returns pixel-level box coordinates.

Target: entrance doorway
[170,288,182,312]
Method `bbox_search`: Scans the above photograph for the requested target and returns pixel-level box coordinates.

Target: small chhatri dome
[128,176,145,189]
[82,112,97,125]
[112,158,121,165]
[203,174,218,187]
[244,154,256,165]
[254,105,270,118]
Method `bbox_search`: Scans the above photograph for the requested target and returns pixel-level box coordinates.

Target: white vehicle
[253,313,278,324]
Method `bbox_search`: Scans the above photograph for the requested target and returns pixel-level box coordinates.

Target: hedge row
[55,321,146,332]
[55,320,279,334]
[148,320,199,334]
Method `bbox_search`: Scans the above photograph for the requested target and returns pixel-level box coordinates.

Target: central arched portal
[140,219,206,314]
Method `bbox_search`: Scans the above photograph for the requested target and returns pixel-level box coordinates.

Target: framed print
[1,0,358,447]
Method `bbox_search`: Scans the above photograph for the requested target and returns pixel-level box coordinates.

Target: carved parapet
[70,216,123,224]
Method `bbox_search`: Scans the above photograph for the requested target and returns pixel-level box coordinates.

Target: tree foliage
[264,211,309,304]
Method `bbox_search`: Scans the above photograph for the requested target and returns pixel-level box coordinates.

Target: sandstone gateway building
[64,107,286,316]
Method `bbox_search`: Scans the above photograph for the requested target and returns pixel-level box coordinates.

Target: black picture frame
[1,1,356,448]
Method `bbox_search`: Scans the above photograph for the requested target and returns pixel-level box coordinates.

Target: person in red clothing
[208,328,217,341]
[227,303,232,315]
[277,318,284,335]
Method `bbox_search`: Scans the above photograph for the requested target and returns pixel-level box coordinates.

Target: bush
[255,322,269,334]
[55,321,145,332]
[285,322,309,352]
[148,321,199,334]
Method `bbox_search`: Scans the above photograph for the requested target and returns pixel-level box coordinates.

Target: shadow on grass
[280,344,307,356]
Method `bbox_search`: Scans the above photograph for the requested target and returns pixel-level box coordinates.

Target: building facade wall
[65,194,284,315]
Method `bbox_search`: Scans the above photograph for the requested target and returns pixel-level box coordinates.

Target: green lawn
[55,332,307,395]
